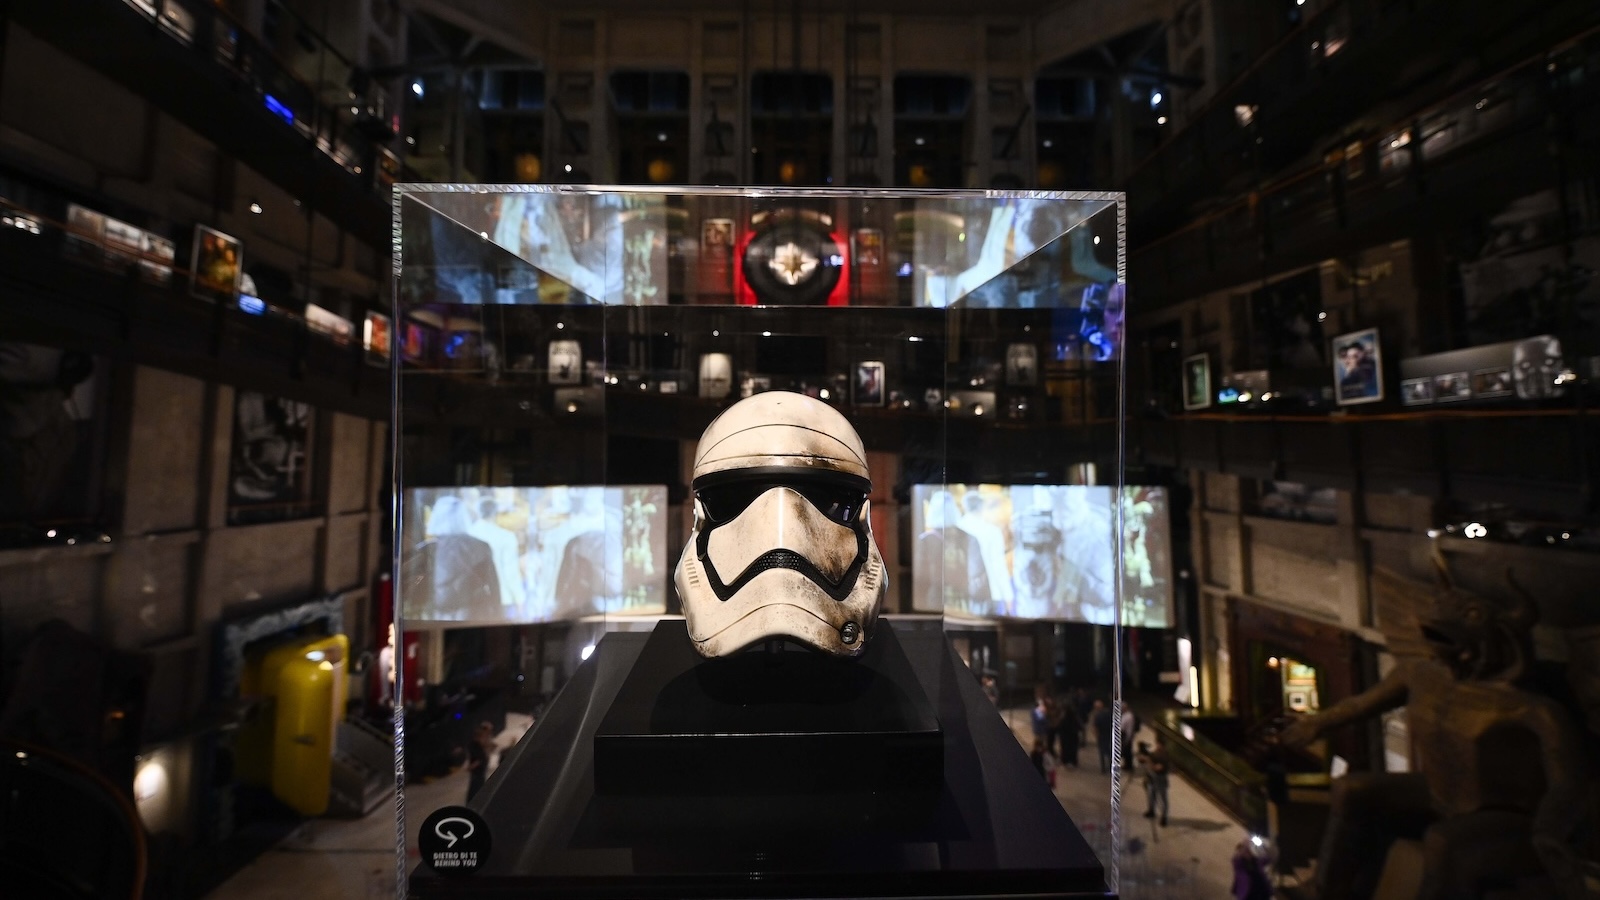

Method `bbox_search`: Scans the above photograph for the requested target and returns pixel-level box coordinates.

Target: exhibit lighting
[1042,139,1053,148]
[1093,235,1101,245]
[1251,835,1265,848]
[819,389,830,400]
[581,644,596,661]
[1190,666,1201,708]
[46,529,55,538]
[762,331,772,337]
[1464,522,1488,539]
[1150,91,1163,107]
[412,80,424,97]
[564,164,573,173]
[1157,116,1167,125]
[556,322,565,329]
[908,335,923,342]
[264,94,294,125]
[249,201,263,214]
[1238,391,1253,402]
[712,330,719,336]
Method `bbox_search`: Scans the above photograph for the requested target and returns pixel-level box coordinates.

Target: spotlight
[1093,235,1101,245]
[581,644,596,661]
[411,80,424,97]
[1150,91,1163,107]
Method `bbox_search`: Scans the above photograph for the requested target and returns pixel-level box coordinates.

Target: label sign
[419,806,492,877]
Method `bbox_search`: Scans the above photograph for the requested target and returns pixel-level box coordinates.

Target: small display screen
[402,485,667,624]
[911,484,1173,627]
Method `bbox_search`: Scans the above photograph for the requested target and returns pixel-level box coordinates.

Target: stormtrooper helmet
[675,391,887,658]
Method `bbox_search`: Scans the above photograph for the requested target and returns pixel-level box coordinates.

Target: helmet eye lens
[699,482,769,524]
[794,484,864,525]
[698,482,866,526]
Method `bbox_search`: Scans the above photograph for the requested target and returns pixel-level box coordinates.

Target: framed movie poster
[699,218,735,296]
[1332,327,1383,405]
[1400,377,1434,406]
[697,353,733,399]
[401,321,432,365]
[228,391,312,524]
[1005,343,1039,387]
[1182,353,1212,410]
[1433,371,1472,403]
[63,203,106,265]
[1472,366,1513,398]
[364,312,392,365]
[854,361,885,407]
[140,232,175,285]
[191,224,244,304]
[305,303,354,345]
[547,339,582,385]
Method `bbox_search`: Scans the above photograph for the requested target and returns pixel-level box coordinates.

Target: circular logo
[418,806,492,877]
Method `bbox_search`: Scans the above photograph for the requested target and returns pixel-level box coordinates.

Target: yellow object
[646,157,676,183]
[237,633,349,816]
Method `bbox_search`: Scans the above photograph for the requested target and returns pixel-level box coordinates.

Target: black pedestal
[410,620,1110,899]
[593,620,943,800]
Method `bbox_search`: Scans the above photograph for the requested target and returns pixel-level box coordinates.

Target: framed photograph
[701,218,734,262]
[305,303,354,345]
[854,361,885,407]
[140,232,175,285]
[364,312,392,365]
[228,391,312,524]
[1472,366,1513,398]
[1005,343,1039,387]
[1433,371,1473,403]
[1400,377,1434,406]
[63,204,106,265]
[191,224,244,304]
[401,321,432,365]
[697,353,733,399]
[1182,353,1212,410]
[547,339,582,385]
[1332,327,1383,405]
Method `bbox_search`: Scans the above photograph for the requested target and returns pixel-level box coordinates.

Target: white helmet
[675,391,887,658]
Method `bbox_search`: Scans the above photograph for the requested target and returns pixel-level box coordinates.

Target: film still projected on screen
[401,485,667,624]
[910,484,1172,627]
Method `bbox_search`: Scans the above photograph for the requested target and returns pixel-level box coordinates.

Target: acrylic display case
[391,185,1139,899]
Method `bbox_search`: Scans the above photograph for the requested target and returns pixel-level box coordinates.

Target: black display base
[593,620,943,801]
[410,620,1110,899]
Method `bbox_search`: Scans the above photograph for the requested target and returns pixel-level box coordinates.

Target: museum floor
[203,708,1249,899]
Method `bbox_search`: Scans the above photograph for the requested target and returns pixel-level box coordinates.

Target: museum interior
[0,0,1597,898]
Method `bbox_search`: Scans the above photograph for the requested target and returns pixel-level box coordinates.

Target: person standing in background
[1142,735,1170,826]
[1092,700,1114,774]
[1120,705,1138,771]
[1056,695,1082,768]
[466,721,494,801]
